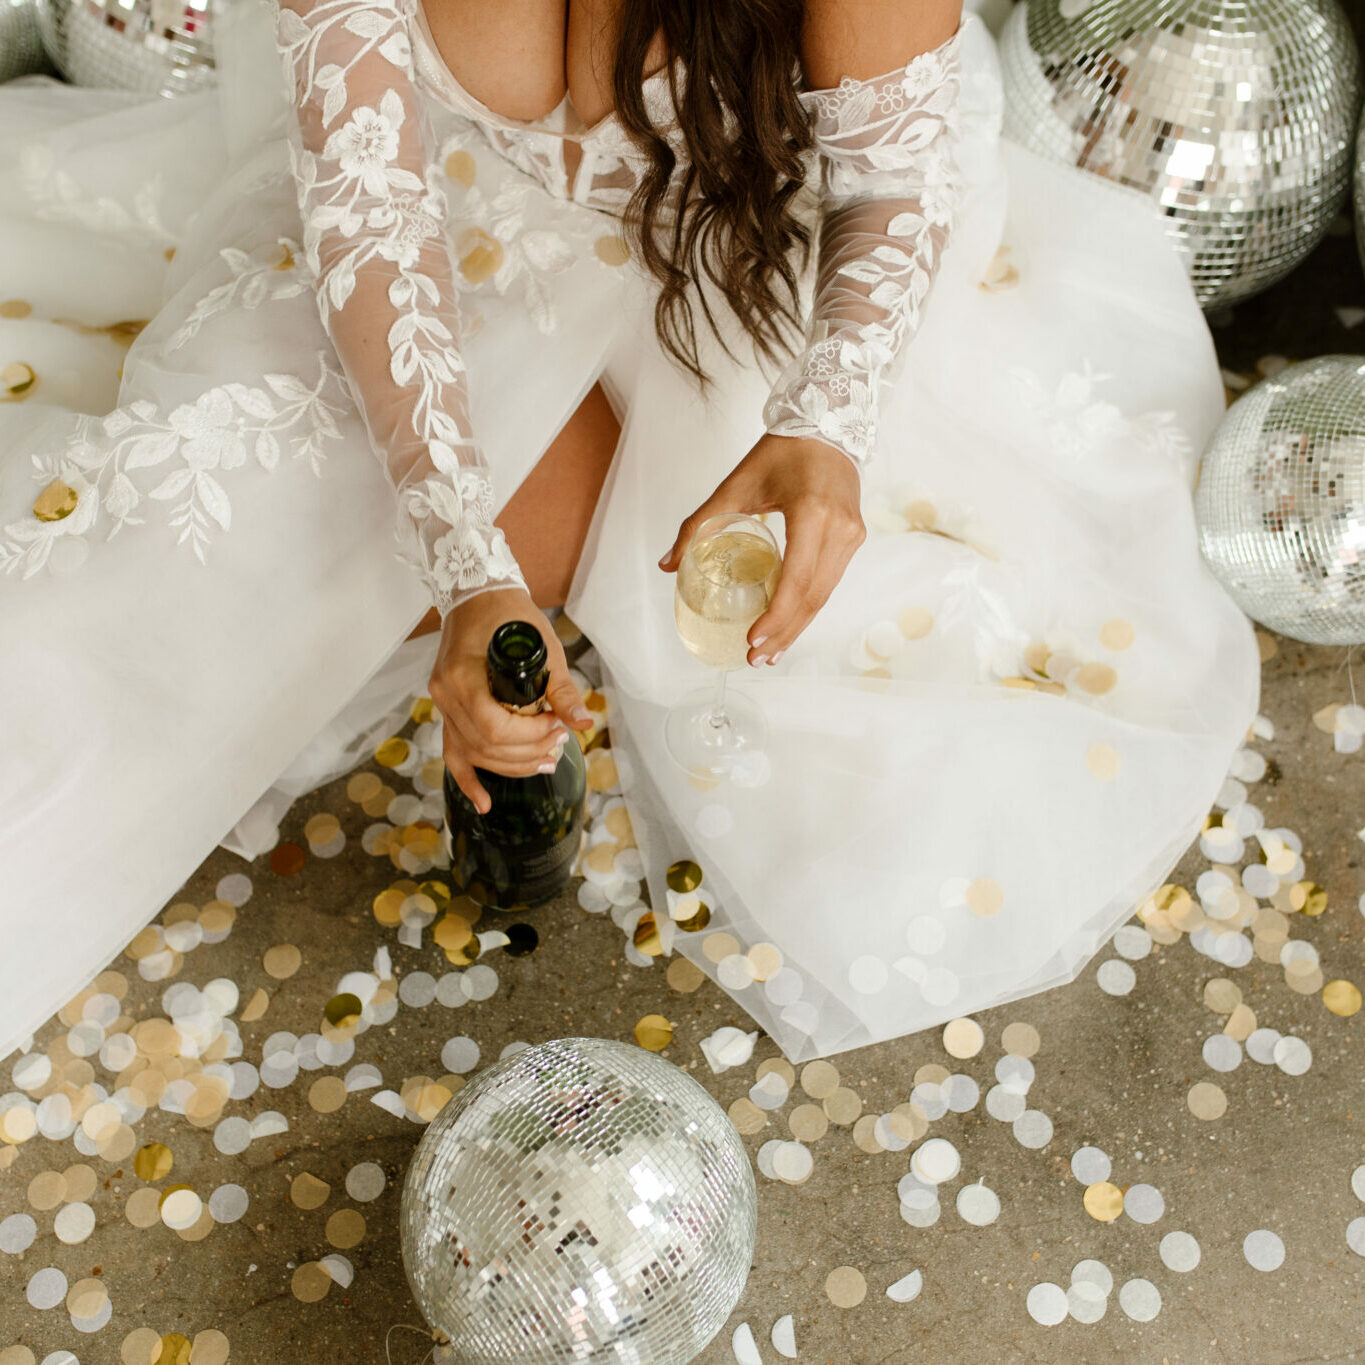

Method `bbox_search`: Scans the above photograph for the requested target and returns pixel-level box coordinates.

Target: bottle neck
[487,621,550,712]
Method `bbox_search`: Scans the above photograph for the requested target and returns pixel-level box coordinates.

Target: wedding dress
[0,0,1260,1062]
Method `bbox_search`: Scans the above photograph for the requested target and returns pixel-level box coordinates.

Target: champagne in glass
[664,513,781,776]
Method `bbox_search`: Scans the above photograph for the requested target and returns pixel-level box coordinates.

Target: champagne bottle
[442,620,587,911]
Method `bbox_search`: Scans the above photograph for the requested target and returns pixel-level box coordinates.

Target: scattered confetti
[825,1266,867,1308]
[1243,1229,1285,1271]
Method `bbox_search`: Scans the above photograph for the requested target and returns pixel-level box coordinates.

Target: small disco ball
[35,0,216,95]
[999,0,1363,310]
[1195,356,1365,645]
[1,0,56,81]
[400,1036,757,1364]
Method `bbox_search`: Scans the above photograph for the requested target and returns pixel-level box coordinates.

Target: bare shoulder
[799,0,963,88]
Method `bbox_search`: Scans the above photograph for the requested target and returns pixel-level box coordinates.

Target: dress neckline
[409,0,679,139]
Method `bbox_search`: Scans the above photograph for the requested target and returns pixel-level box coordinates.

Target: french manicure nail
[750,654,768,667]
[751,635,767,648]
[768,650,784,665]
[537,760,557,773]
[572,707,593,725]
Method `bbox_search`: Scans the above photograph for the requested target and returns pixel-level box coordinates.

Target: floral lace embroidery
[19,142,176,249]
[763,24,966,464]
[1009,361,1194,465]
[268,0,527,618]
[166,237,312,350]
[0,352,346,578]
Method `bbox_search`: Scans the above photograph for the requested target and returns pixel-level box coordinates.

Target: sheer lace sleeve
[266,0,526,618]
[762,22,966,465]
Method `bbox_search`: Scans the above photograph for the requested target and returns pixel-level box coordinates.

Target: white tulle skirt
[0,0,1259,1061]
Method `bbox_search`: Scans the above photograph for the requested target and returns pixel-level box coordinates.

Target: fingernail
[751,635,767,649]
[768,650,785,665]
[750,654,768,667]
[537,760,557,773]
[572,707,593,725]
[658,554,669,567]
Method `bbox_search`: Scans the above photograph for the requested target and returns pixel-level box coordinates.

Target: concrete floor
[3,200,1365,1365]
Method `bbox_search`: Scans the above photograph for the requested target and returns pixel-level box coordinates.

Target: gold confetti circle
[159,1334,192,1365]
[134,1142,173,1182]
[898,606,934,639]
[746,942,782,981]
[789,1104,829,1143]
[27,1170,65,1210]
[32,478,75,522]
[665,957,705,993]
[1001,1022,1041,1057]
[1099,618,1135,650]
[262,944,302,980]
[1203,978,1242,1014]
[757,1058,796,1086]
[325,1208,366,1249]
[1323,980,1363,1017]
[943,1017,984,1059]
[372,888,406,926]
[1188,1081,1228,1121]
[1290,881,1327,916]
[444,149,476,185]
[1086,743,1121,780]
[1075,662,1118,695]
[825,1265,867,1308]
[347,772,383,802]
[800,1061,840,1099]
[66,1277,107,1318]
[375,736,410,767]
[632,913,663,956]
[702,932,740,964]
[964,878,1004,917]
[190,1328,231,1365]
[666,859,703,893]
[290,1172,331,1210]
[729,1099,767,1137]
[120,1328,163,1365]
[593,235,631,266]
[308,1077,347,1114]
[673,897,712,933]
[62,1163,97,1203]
[432,916,472,953]
[125,1186,162,1228]
[291,1261,332,1303]
[324,992,364,1028]
[823,1087,863,1125]
[1083,1181,1124,1221]
[635,1015,673,1051]
[304,813,341,845]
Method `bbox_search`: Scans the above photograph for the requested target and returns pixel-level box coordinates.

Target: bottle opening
[487,621,550,709]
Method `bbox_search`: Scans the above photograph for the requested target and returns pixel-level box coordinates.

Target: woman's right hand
[429,586,594,815]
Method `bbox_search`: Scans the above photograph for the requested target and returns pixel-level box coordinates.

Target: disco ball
[400,1036,757,1364]
[1195,356,1365,645]
[999,0,1364,310]
[1355,106,1365,278]
[1,0,55,81]
[35,0,216,95]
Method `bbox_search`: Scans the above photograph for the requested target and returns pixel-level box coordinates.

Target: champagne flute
[664,512,782,776]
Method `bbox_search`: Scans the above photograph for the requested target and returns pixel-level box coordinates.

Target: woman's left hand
[658,432,866,666]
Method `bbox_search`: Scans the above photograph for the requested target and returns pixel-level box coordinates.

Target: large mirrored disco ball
[999,0,1363,310]
[36,0,216,95]
[1,0,55,81]
[1195,356,1365,645]
[400,1036,757,1364]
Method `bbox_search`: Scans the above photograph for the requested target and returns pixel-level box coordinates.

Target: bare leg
[406,380,622,639]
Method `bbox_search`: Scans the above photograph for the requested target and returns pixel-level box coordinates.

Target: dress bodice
[407,0,691,214]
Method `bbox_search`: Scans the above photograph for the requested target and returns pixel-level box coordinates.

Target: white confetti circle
[1118,1277,1161,1321]
[1243,1228,1285,1271]
[1026,1282,1068,1326]
[1159,1230,1201,1272]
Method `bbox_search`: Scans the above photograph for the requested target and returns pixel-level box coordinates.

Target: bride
[0,0,1259,1060]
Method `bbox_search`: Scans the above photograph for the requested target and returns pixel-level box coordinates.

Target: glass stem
[707,669,730,729]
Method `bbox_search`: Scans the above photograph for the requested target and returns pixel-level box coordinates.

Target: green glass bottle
[442,620,587,911]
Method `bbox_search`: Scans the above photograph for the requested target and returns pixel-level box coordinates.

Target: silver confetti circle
[35,0,217,95]
[1195,356,1365,644]
[400,1036,756,1364]
[999,0,1363,309]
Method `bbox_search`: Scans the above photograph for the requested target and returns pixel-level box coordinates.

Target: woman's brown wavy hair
[610,0,815,391]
